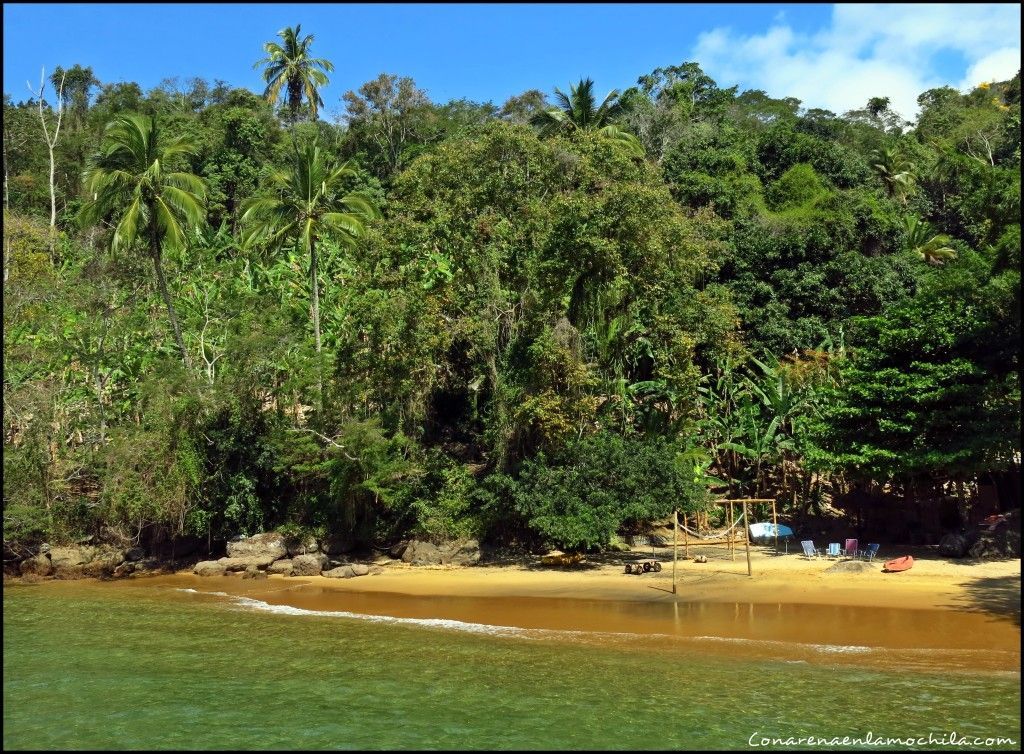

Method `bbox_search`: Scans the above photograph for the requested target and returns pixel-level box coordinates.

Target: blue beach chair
[800,540,821,559]
[826,542,841,559]
[859,543,880,562]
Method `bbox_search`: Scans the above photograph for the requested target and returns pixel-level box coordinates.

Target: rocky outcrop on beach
[939,533,969,558]
[401,539,481,566]
[940,511,1021,560]
[226,533,288,561]
[4,529,388,583]
[194,560,228,577]
[289,553,328,576]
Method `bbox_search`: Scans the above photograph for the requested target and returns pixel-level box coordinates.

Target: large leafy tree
[255,24,334,123]
[78,114,206,368]
[241,141,378,354]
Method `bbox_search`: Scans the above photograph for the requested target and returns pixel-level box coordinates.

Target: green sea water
[3,581,1020,750]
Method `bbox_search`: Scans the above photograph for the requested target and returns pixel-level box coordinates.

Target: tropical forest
[3,25,1021,562]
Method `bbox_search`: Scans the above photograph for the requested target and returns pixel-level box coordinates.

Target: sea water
[3,580,1020,750]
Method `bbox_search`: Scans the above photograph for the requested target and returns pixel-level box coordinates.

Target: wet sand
[120,546,1021,673]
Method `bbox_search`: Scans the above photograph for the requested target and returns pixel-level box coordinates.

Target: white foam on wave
[689,634,873,654]
[177,588,230,597]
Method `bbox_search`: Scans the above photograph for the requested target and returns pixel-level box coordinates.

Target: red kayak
[884,555,914,572]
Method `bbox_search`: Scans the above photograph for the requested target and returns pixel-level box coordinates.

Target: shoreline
[10,544,1020,617]
[215,546,1023,616]
[9,547,1020,672]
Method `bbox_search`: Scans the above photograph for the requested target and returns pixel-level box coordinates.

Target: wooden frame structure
[670,498,777,593]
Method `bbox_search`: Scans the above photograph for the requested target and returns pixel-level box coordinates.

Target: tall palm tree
[241,142,378,355]
[255,24,334,123]
[903,215,957,266]
[78,115,206,369]
[531,78,641,154]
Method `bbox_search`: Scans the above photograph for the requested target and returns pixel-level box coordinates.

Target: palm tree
[903,215,957,266]
[241,141,378,355]
[531,78,642,154]
[254,24,334,123]
[871,146,914,203]
[79,114,206,368]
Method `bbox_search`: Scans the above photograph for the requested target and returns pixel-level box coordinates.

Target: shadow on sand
[948,570,1022,626]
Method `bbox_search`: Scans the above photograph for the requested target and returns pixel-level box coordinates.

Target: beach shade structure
[826,542,841,559]
[859,543,880,562]
[800,540,821,559]
[843,539,859,559]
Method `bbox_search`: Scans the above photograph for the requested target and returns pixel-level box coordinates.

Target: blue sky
[3,3,1020,120]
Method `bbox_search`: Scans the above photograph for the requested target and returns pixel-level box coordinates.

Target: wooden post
[744,501,752,576]
[729,502,735,560]
[672,509,678,595]
[772,498,778,552]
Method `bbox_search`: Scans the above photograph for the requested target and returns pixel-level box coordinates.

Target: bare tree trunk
[29,68,65,257]
[150,227,192,369]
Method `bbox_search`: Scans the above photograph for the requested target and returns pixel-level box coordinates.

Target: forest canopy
[3,31,1020,554]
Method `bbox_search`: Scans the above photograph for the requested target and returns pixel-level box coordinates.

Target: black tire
[624,564,633,574]
[653,562,662,572]
[642,562,652,572]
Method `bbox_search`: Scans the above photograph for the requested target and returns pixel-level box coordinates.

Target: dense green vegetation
[3,27,1020,554]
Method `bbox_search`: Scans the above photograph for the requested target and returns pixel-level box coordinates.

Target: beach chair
[826,542,841,559]
[843,538,859,559]
[800,540,821,559]
[859,543,880,562]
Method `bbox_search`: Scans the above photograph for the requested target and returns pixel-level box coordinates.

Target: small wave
[690,635,872,654]
[177,588,231,598]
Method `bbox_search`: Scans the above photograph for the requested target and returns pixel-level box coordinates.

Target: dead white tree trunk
[28,67,65,257]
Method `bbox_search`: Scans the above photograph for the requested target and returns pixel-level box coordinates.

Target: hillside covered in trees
[3,27,1020,558]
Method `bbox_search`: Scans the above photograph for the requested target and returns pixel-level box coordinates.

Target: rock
[285,535,320,557]
[52,565,86,580]
[124,547,146,562]
[441,539,481,566]
[290,553,327,576]
[82,547,126,578]
[939,533,969,558]
[824,560,873,574]
[49,545,96,569]
[218,555,278,571]
[19,554,52,577]
[968,526,1021,559]
[242,564,267,580]
[320,533,356,557]
[194,560,228,577]
[350,563,370,576]
[401,540,443,565]
[388,541,409,559]
[226,532,288,561]
[112,562,135,579]
[368,565,384,575]
[323,565,356,579]
[268,559,293,575]
[402,539,482,566]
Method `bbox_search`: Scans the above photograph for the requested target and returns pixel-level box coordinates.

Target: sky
[3,3,1020,121]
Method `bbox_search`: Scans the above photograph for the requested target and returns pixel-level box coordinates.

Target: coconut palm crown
[78,114,206,368]
[531,78,642,155]
[255,24,334,123]
[240,141,379,354]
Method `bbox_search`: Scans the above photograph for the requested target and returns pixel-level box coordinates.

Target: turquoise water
[4,581,1020,750]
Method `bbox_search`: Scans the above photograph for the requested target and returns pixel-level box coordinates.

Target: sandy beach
[253,545,1022,615]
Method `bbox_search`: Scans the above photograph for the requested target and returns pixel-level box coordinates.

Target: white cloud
[693,3,1021,121]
